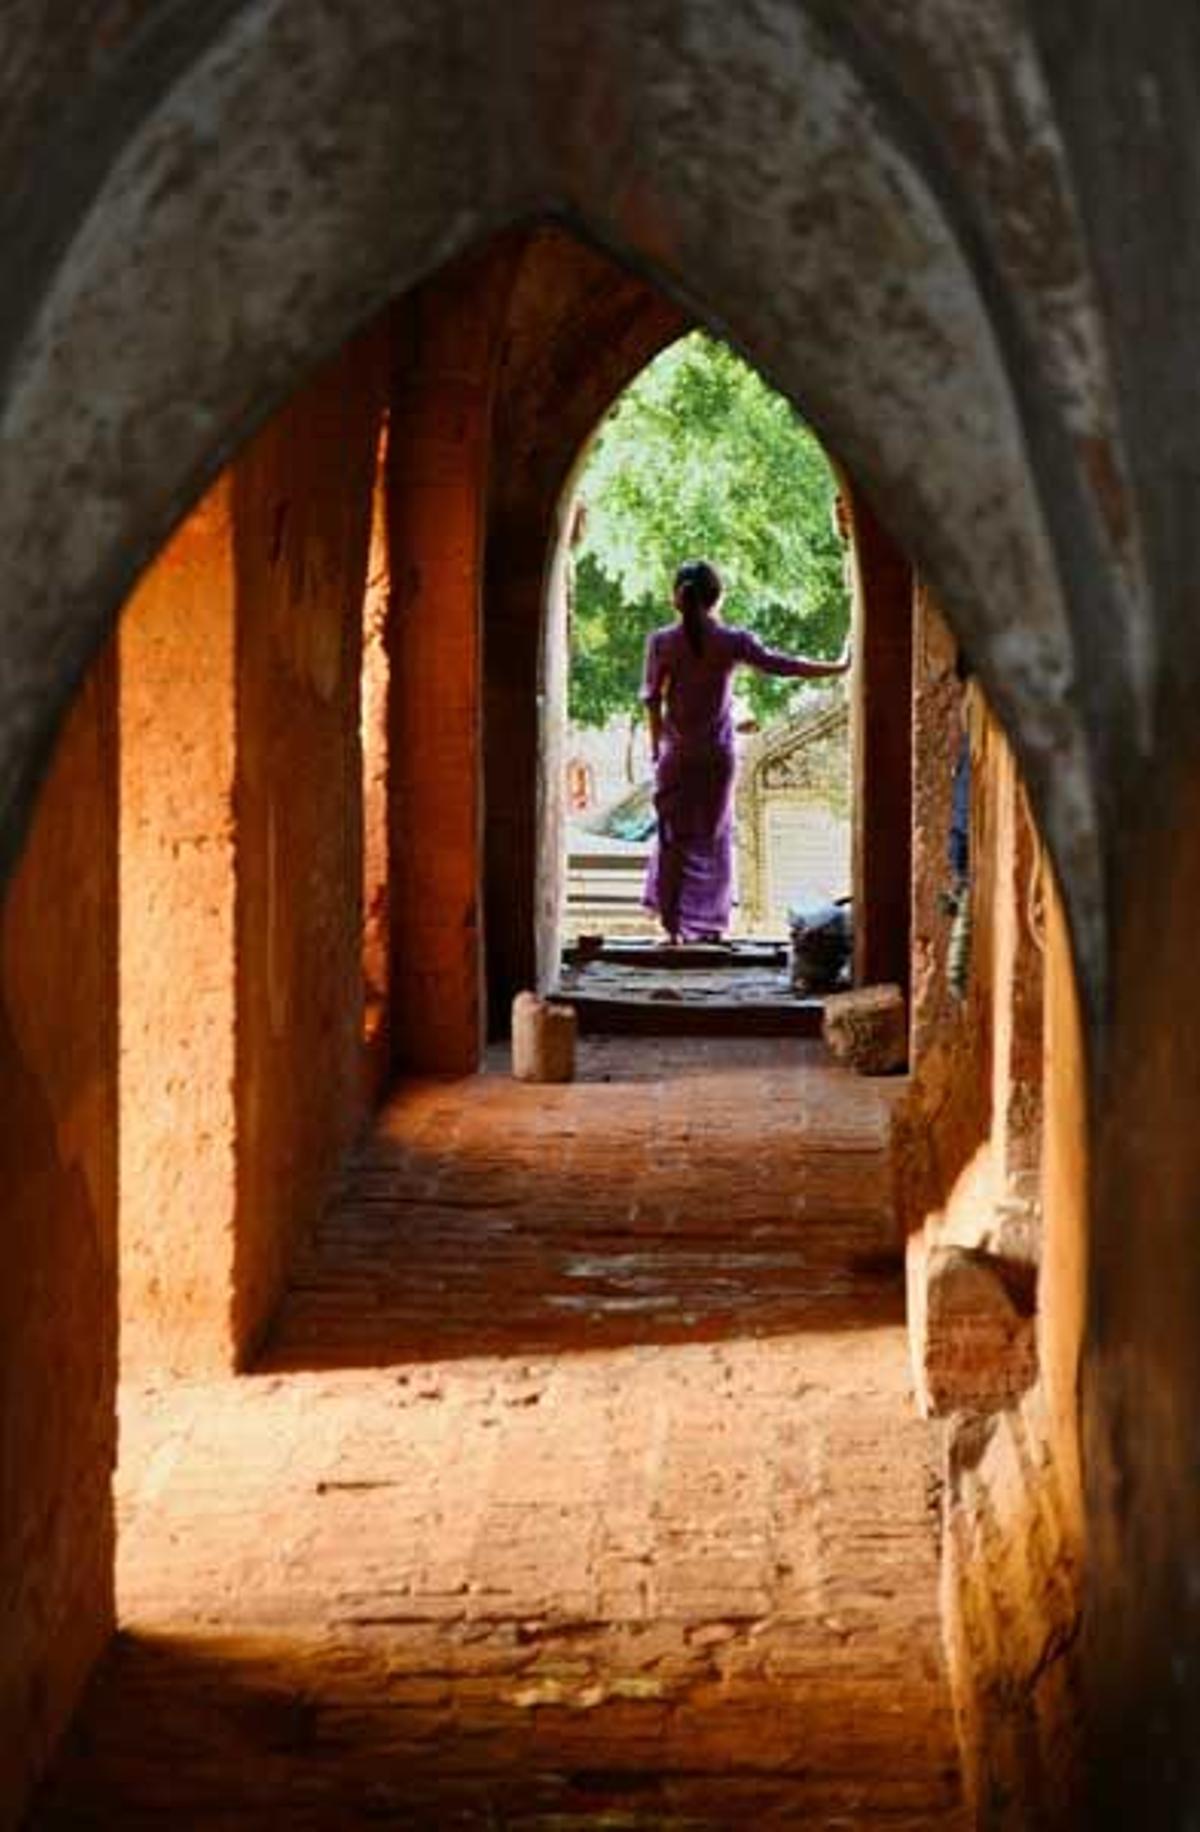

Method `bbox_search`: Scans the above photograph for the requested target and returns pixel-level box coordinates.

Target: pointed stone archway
[10,7,1200,1826]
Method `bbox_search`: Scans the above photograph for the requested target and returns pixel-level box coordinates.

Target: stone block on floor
[823,983,907,1074]
[512,991,576,1082]
[907,1233,1037,1417]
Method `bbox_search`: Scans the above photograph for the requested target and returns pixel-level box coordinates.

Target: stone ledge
[512,991,576,1083]
[823,983,907,1074]
[908,1232,1037,1417]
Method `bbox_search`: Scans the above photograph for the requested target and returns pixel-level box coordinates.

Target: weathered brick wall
[386,244,522,1074]
[901,604,1083,1824]
[230,328,386,1359]
[896,589,993,1239]
[119,478,239,1375]
[905,684,1042,1253]
[118,331,386,1375]
[1,315,384,1820]
[909,589,970,1075]
[942,1387,1084,1828]
[0,650,118,1822]
[939,874,1085,1829]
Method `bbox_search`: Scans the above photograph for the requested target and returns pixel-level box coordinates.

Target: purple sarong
[644,740,737,940]
[640,618,821,940]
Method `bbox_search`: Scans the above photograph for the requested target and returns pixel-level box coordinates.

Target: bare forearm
[757,647,850,680]
[782,655,842,679]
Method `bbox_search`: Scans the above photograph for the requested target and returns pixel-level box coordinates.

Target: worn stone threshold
[554,942,824,1037]
[564,937,789,970]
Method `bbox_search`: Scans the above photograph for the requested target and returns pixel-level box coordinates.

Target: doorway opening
[552,333,854,1027]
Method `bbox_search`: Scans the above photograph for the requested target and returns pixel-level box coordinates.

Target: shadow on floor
[34,1620,963,1830]
[37,1042,958,1830]
[258,1038,907,1373]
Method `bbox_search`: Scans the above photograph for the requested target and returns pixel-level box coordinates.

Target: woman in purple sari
[641,560,850,943]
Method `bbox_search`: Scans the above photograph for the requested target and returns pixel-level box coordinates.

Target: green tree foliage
[568,332,850,731]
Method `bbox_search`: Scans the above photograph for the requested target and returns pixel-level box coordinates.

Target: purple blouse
[641,620,816,752]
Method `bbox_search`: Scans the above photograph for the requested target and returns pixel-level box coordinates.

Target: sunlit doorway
[556,333,852,1024]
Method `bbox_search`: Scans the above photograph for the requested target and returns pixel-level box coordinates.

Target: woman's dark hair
[674,559,723,656]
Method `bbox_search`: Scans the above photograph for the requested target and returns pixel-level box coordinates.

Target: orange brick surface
[38,1040,965,1828]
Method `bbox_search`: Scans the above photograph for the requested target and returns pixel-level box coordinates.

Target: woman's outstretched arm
[736,629,851,679]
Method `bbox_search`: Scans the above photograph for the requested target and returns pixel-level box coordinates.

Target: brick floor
[36,1039,965,1828]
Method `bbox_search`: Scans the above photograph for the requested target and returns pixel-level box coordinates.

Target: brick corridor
[38,1040,966,1828]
